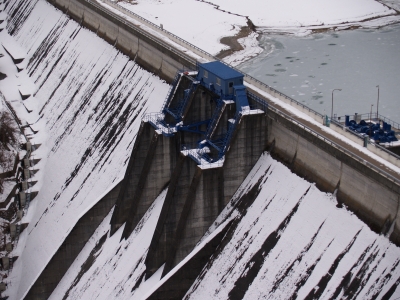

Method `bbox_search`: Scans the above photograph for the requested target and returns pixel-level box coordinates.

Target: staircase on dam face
[110,61,269,280]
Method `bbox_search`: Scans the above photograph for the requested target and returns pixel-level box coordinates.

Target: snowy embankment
[3,0,168,299]
[50,190,167,300]
[202,0,398,34]
[113,0,399,65]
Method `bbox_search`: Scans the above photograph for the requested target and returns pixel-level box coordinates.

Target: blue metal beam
[178,119,210,135]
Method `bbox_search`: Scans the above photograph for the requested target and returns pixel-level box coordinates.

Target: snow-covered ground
[3,0,168,299]
[204,0,397,33]
[116,0,248,55]
[112,0,400,63]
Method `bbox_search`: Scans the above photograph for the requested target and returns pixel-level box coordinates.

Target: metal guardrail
[206,99,224,139]
[378,114,400,130]
[270,106,400,185]
[376,143,400,160]
[102,0,215,62]
[143,112,177,136]
[247,91,268,113]
[162,72,181,113]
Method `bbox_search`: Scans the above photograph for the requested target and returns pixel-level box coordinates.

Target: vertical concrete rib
[162,166,203,276]
[223,114,268,206]
[120,130,160,239]
[169,166,223,272]
[145,154,194,278]
[110,122,156,235]
[122,129,176,239]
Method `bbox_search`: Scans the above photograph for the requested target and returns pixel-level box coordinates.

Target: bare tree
[0,111,18,193]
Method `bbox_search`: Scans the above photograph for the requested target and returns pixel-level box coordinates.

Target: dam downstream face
[3,0,400,299]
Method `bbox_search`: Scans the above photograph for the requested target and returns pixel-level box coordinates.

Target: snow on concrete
[186,152,400,299]
[3,0,169,299]
[50,189,167,300]
[45,150,400,299]
[1,32,26,61]
[140,218,233,300]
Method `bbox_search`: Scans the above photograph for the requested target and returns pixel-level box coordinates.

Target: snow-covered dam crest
[4,0,168,298]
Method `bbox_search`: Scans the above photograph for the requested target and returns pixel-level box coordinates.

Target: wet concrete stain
[228,186,311,300]
[6,0,39,36]
[62,231,108,300]
[270,221,326,294]
[305,229,364,299]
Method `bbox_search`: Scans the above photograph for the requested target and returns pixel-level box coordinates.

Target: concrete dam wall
[3,0,400,299]
[40,0,400,243]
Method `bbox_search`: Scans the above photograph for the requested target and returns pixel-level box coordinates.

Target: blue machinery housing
[146,61,267,163]
[345,115,398,143]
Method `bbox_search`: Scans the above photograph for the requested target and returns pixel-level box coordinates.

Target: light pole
[331,89,342,121]
[369,104,374,136]
[370,104,374,122]
[376,85,379,119]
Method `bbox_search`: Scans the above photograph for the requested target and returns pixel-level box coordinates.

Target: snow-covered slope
[3,0,168,299]
[50,189,167,300]
[48,153,400,299]
[204,0,396,30]
[186,153,400,299]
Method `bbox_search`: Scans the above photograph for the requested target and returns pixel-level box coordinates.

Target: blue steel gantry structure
[146,61,267,164]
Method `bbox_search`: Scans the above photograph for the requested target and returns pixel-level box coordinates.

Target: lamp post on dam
[376,85,380,119]
[331,88,342,121]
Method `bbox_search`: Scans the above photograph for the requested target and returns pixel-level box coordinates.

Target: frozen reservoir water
[239,24,400,123]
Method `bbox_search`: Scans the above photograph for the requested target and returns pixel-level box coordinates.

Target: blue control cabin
[197,61,249,112]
